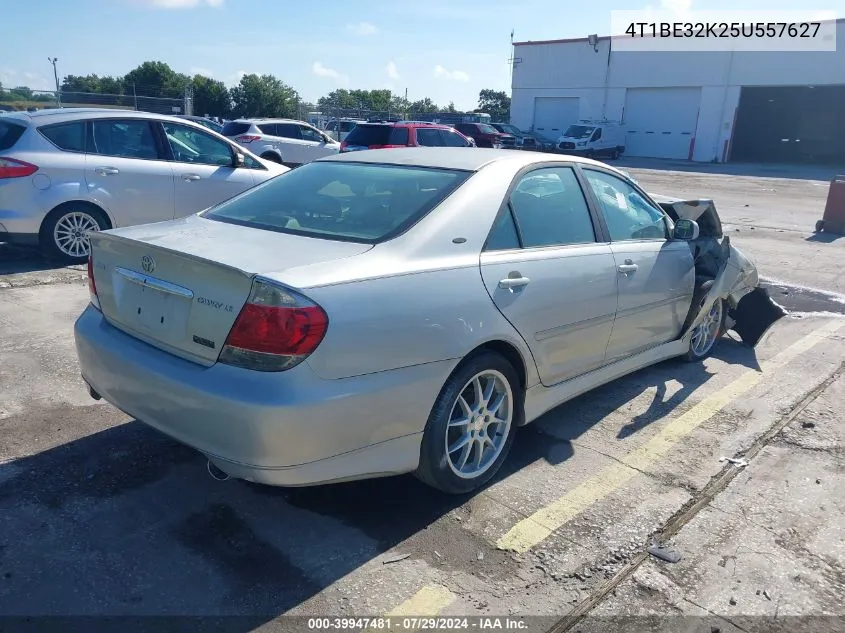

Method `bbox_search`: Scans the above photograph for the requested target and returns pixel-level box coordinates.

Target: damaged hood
[650,194,724,239]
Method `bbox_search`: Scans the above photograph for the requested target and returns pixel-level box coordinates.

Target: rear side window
[442,130,470,147]
[415,128,444,147]
[344,125,409,146]
[203,161,470,243]
[90,120,161,160]
[221,122,250,137]
[39,121,86,152]
[0,119,27,150]
[340,121,358,132]
[257,123,279,136]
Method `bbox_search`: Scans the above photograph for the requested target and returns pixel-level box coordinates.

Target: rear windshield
[203,161,470,243]
[344,125,409,146]
[221,121,250,137]
[0,119,27,150]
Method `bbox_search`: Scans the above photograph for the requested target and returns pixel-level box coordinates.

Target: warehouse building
[509,19,845,164]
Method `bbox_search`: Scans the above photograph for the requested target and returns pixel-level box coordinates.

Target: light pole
[48,57,61,107]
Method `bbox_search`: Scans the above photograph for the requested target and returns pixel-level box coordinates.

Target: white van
[556,120,626,159]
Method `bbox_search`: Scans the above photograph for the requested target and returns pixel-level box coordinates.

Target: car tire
[40,203,109,264]
[416,351,521,494]
[610,149,620,160]
[260,152,283,164]
[683,280,726,362]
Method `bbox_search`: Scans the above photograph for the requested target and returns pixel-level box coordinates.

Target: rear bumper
[74,305,455,486]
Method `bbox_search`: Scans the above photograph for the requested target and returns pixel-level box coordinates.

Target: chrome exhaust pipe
[207,460,230,481]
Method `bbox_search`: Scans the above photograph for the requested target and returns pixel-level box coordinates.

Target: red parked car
[340,121,474,152]
[454,122,516,149]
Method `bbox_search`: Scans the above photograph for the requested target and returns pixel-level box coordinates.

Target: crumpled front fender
[684,238,786,347]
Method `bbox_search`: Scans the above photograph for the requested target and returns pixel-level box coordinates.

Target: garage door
[623,88,701,159]
[533,97,579,140]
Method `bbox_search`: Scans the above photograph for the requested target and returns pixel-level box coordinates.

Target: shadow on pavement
[806,231,843,243]
[0,335,762,625]
[0,243,72,275]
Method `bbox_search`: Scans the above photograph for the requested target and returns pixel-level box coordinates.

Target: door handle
[498,275,530,291]
[182,174,201,182]
[96,167,119,176]
[617,264,639,274]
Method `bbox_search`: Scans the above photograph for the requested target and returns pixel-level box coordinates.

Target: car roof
[235,118,307,124]
[319,147,626,173]
[0,107,207,127]
[357,121,455,129]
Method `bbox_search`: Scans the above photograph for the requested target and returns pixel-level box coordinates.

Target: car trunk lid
[89,215,372,365]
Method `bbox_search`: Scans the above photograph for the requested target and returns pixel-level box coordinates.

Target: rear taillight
[0,158,38,179]
[219,277,328,372]
[340,141,348,152]
[234,135,261,143]
[368,144,405,149]
[87,255,101,311]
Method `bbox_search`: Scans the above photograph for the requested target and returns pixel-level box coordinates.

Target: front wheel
[416,352,521,494]
[684,288,726,362]
[41,205,108,263]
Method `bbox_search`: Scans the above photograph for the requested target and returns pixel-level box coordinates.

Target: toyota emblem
[140,255,156,274]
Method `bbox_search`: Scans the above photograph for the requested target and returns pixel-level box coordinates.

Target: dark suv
[454,122,516,149]
[340,121,473,152]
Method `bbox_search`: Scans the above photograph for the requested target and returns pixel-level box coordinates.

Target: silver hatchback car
[74,149,784,494]
[0,109,286,262]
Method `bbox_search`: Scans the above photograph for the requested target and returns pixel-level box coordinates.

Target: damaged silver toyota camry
[74,148,785,494]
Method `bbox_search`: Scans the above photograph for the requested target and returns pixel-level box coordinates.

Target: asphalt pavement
[0,160,843,632]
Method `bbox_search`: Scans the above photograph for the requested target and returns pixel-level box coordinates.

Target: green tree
[475,89,511,121]
[191,74,231,117]
[445,101,457,113]
[123,61,188,98]
[409,97,439,113]
[9,86,33,100]
[230,74,299,118]
[317,89,357,112]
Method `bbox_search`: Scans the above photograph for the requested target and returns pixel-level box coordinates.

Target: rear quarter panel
[303,261,537,384]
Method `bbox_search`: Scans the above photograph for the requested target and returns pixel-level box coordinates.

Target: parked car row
[0,108,287,261]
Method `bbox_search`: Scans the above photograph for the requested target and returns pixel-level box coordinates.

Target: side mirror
[233,152,245,167]
[673,218,700,241]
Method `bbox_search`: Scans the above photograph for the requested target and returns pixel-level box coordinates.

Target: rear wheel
[416,352,520,494]
[610,149,620,160]
[41,203,109,263]
[815,220,825,233]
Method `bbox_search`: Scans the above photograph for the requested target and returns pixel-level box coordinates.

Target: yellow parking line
[497,320,844,553]
[386,584,456,616]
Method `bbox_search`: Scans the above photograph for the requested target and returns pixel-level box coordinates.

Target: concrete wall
[511,20,845,161]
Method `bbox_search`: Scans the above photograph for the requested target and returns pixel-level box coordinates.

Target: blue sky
[2,0,840,110]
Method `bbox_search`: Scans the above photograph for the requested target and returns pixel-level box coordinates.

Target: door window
[486,167,596,250]
[299,125,324,142]
[591,128,602,142]
[415,128,445,146]
[90,120,161,160]
[257,123,278,136]
[275,123,302,139]
[162,122,234,166]
[583,169,668,241]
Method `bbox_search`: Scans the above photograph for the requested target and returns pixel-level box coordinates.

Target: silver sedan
[74,148,783,494]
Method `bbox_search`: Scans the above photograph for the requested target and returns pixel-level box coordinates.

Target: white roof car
[222,118,340,167]
[0,108,287,262]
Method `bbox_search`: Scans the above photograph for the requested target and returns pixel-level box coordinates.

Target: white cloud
[386,61,400,80]
[659,0,692,15]
[346,21,378,36]
[433,65,470,82]
[1,68,52,90]
[136,0,223,8]
[312,62,349,85]
[190,67,214,77]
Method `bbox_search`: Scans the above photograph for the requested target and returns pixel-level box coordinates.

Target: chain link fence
[0,90,187,115]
